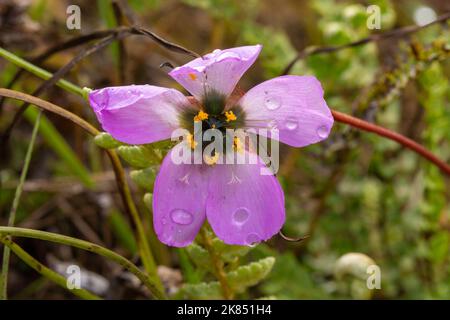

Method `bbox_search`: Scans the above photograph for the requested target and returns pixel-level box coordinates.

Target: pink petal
[89,85,190,145]
[238,75,334,147]
[206,156,285,246]
[169,45,262,100]
[153,151,210,247]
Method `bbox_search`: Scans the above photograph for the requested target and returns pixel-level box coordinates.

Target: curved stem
[106,150,163,293]
[0,227,165,299]
[0,236,101,300]
[0,88,165,296]
[331,110,450,176]
[0,111,42,299]
[0,110,42,299]
[0,47,84,97]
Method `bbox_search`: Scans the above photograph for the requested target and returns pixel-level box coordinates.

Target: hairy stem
[200,227,234,299]
[0,111,42,299]
[0,236,101,300]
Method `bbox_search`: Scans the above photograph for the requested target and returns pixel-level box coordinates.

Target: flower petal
[238,75,334,147]
[169,45,262,100]
[153,150,210,247]
[89,85,190,145]
[206,156,285,246]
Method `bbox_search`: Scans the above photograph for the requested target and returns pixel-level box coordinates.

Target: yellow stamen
[233,137,243,152]
[188,73,197,81]
[224,110,237,122]
[194,110,209,122]
[186,134,197,149]
[204,152,220,166]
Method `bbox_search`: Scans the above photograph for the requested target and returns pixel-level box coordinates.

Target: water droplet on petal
[212,49,221,54]
[264,96,281,110]
[233,207,249,224]
[170,209,193,225]
[246,233,260,245]
[161,218,168,225]
[316,125,329,138]
[285,117,298,130]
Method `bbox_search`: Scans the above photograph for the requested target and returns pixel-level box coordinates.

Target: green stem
[0,47,85,97]
[0,237,101,300]
[0,227,166,299]
[200,227,234,299]
[107,151,165,294]
[0,110,42,300]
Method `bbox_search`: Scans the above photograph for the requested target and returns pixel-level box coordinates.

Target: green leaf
[143,193,152,211]
[178,256,275,299]
[94,132,123,149]
[226,257,275,293]
[117,145,159,168]
[212,238,252,262]
[130,167,158,191]
[186,238,252,270]
[97,0,119,65]
[185,243,212,270]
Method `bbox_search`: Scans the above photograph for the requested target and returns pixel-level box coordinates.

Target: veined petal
[89,85,190,145]
[238,75,334,147]
[206,155,285,246]
[169,45,262,100]
[153,150,210,247]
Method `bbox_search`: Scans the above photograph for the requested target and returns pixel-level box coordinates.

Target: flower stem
[0,110,41,300]
[0,236,101,300]
[331,110,450,176]
[0,47,85,97]
[0,89,165,297]
[106,150,165,295]
[200,227,234,299]
[0,226,166,299]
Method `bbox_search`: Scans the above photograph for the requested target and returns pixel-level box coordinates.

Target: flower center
[178,91,247,163]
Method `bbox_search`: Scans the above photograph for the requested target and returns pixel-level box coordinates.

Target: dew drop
[170,209,193,225]
[215,51,240,62]
[316,125,328,138]
[246,233,260,245]
[233,207,249,224]
[212,49,221,54]
[285,117,298,130]
[264,96,281,110]
[161,218,168,225]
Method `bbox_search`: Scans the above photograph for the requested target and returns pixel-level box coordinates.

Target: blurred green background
[0,0,449,299]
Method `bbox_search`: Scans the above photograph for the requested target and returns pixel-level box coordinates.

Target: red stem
[331,110,450,176]
[189,96,449,176]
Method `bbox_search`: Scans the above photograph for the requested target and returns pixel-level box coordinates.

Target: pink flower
[88,45,333,247]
